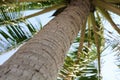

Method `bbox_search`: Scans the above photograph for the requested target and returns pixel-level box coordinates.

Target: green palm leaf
[0,4,42,53]
[97,7,120,34]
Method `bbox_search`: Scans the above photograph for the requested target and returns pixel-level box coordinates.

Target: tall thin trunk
[0,0,90,80]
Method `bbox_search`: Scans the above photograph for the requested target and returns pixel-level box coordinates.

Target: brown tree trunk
[0,0,90,80]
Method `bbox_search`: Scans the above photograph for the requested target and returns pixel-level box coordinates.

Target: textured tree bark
[0,0,90,80]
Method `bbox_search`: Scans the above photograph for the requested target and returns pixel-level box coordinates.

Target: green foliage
[0,4,42,53]
[19,0,66,10]
[58,34,99,80]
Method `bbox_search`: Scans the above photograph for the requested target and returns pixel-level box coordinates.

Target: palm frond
[58,31,100,80]
[104,0,120,3]
[93,0,120,16]
[24,4,66,19]
[97,7,120,34]
[77,19,87,57]
[1,0,52,3]
[0,4,42,53]
[87,14,93,48]
[101,30,120,79]
[89,12,102,80]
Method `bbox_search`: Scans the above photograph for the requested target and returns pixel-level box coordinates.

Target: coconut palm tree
[0,0,120,80]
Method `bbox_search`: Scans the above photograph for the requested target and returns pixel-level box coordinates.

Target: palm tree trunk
[0,0,90,80]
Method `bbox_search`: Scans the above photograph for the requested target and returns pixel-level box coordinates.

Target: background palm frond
[0,3,42,54]
[58,28,102,80]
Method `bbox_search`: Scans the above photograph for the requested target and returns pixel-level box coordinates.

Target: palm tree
[0,0,120,80]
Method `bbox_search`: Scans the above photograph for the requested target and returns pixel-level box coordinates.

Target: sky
[0,10,120,80]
